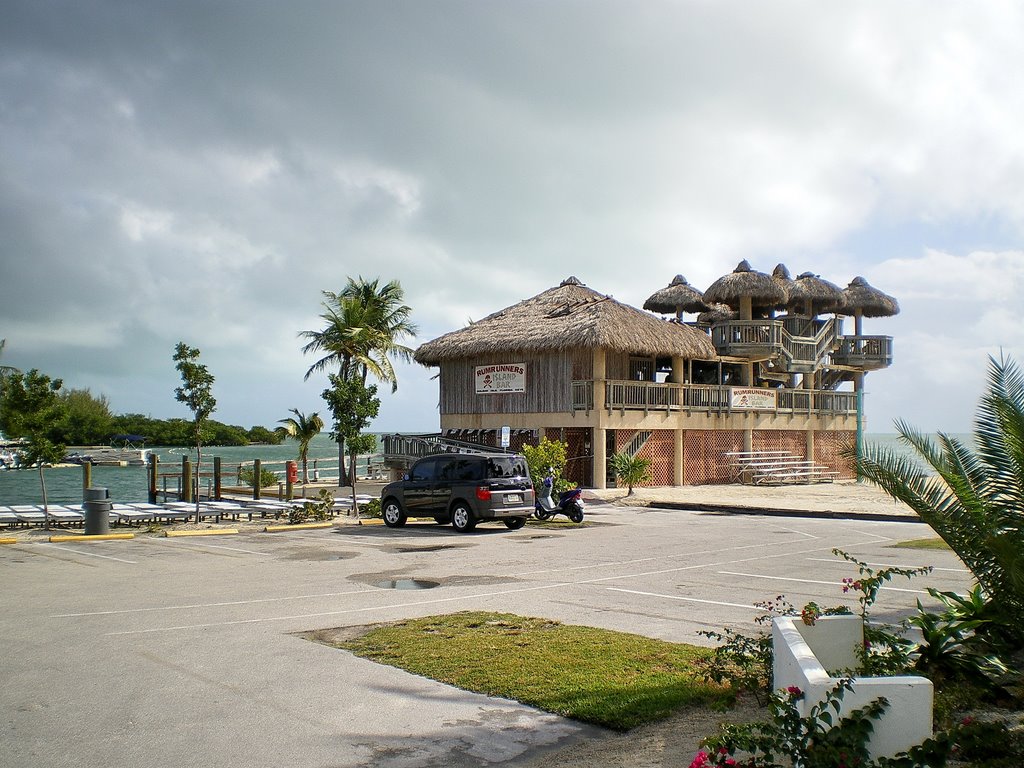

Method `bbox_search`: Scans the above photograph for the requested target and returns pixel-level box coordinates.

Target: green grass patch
[890,538,952,550]
[314,611,728,730]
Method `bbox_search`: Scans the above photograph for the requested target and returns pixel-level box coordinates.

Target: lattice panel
[683,430,744,484]
[753,430,806,457]
[562,427,592,487]
[635,429,674,486]
[814,431,856,479]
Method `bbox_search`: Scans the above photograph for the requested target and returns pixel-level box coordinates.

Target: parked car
[380,453,535,532]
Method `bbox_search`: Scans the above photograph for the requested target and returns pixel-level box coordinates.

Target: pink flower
[786,686,803,696]
[687,750,710,768]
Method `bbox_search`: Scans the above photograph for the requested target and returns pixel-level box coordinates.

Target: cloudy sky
[2,1,1023,435]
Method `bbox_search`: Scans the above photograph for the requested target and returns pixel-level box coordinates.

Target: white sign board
[500,425,510,448]
[475,363,526,394]
[730,387,778,410]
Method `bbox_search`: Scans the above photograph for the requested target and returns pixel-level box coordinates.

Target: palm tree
[275,408,324,483]
[299,276,417,484]
[338,276,417,391]
[855,355,1024,643]
[609,451,652,496]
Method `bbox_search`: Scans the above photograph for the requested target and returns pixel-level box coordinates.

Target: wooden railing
[830,336,893,370]
[712,317,841,372]
[570,380,857,415]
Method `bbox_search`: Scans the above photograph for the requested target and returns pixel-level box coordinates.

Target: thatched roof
[414,276,717,364]
[696,303,738,325]
[787,271,843,314]
[703,260,788,309]
[838,276,900,318]
[643,275,708,316]
[772,263,795,301]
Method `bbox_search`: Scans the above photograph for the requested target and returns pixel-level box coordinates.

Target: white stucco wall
[772,615,933,759]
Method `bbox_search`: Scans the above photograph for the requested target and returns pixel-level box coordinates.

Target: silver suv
[380,453,534,532]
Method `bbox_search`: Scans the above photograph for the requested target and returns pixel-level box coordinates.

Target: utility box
[83,486,111,535]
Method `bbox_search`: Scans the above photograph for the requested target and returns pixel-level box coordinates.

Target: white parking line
[147,539,269,555]
[805,557,970,574]
[717,569,925,594]
[35,543,137,565]
[52,587,381,617]
[607,587,757,611]
[104,582,571,635]
[101,535,895,635]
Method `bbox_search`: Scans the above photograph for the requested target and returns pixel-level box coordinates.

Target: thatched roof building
[703,260,788,318]
[643,274,708,318]
[414,276,715,365]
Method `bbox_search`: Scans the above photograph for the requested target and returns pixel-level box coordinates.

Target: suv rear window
[436,458,484,482]
[485,457,529,479]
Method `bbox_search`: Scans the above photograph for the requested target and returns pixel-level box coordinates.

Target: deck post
[182,456,192,502]
[213,456,222,500]
[82,460,92,496]
[148,455,158,504]
[253,458,262,501]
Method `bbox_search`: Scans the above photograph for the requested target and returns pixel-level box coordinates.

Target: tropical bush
[238,464,279,488]
[855,355,1024,649]
[609,450,652,494]
[522,438,570,493]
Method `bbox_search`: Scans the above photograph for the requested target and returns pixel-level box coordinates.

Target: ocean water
[0,432,971,506]
[0,433,377,506]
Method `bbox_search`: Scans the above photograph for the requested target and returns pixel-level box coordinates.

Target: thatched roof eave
[414,277,717,365]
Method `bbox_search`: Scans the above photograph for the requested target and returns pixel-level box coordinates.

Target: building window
[629,357,655,381]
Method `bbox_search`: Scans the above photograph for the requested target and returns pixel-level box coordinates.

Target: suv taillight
[475,486,492,501]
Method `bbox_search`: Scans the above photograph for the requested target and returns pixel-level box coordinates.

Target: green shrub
[359,498,382,518]
[238,464,278,488]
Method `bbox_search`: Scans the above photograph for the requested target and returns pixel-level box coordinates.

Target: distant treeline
[109,414,283,448]
[3,384,284,447]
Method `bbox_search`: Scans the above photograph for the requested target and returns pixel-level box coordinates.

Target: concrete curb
[49,533,136,542]
[164,529,239,537]
[263,522,334,532]
[646,501,923,524]
[0,537,18,545]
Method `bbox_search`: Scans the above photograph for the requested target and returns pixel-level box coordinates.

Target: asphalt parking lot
[1,503,970,767]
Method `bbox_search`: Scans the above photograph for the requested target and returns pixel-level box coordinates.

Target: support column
[593,348,606,411]
[592,348,607,490]
[806,428,815,462]
[674,429,684,486]
[82,460,92,496]
[855,371,865,481]
[253,458,262,501]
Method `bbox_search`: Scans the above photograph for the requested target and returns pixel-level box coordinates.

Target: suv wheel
[382,498,407,528]
[451,503,476,533]
[504,517,526,530]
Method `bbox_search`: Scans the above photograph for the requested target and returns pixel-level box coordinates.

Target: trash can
[84,486,111,535]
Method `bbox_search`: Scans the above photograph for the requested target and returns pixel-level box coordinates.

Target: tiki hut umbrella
[787,271,844,317]
[702,260,787,321]
[414,276,716,365]
[771,264,795,309]
[696,303,737,326]
[838,276,900,336]
[643,275,708,320]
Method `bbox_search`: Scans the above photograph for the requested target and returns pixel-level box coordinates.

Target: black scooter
[533,470,585,523]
